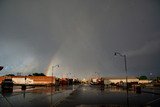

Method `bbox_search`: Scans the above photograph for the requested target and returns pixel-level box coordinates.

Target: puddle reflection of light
[72,85,75,90]
[108,88,125,92]
[82,87,87,91]
[76,104,131,107]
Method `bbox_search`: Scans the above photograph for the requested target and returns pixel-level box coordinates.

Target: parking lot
[0,84,160,107]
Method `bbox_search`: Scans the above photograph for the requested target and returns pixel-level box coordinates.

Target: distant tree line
[5,74,15,76]
[29,73,46,76]
[139,76,148,80]
[157,77,160,80]
[4,73,46,76]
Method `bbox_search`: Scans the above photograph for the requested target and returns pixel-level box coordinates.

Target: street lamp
[66,72,72,85]
[52,65,59,82]
[114,52,129,106]
[51,64,59,107]
[114,52,128,89]
[0,66,3,71]
[95,72,100,78]
[66,72,71,78]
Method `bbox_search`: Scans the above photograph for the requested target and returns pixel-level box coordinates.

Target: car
[1,78,14,92]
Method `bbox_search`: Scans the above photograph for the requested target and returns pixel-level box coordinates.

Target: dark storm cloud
[0,0,160,78]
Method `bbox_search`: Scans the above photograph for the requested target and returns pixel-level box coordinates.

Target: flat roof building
[0,76,56,85]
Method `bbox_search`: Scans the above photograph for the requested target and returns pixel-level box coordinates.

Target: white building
[12,78,34,84]
[104,76,139,85]
[138,80,152,84]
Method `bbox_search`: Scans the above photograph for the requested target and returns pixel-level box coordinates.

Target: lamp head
[0,66,3,71]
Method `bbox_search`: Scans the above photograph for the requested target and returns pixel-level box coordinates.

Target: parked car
[1,78,14,92]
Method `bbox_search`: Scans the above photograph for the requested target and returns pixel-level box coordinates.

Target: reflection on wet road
[57,84,160,107]
[0,85,79,107]
[0,84,160,107]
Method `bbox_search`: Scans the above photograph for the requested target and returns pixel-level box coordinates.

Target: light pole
[114,52,129,106]
[51,64,59,107]
[114,52,128,89]
[67,72,72,85]
[149,72,153,80]
[95,72,100,78]
[0,66,3,71]
[52,65,59,85]
[66,72,71,78]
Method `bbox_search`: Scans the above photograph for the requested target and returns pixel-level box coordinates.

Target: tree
[157,77,160,83]
[32,73,45,76]
[28,74,32,76]
[6,74,15,76]
[139,76,148,80]
[157,77,160,80]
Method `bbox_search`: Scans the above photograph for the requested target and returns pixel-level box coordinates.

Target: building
[90,77,104,85]
[138,80,152,84]
[104,76,139,85]
[0,76,56,85]
[12,77,33,84]
[0,76,5,84]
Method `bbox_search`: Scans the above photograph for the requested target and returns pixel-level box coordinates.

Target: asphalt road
[57,84,160,107]
[0,85,78,107]
[0,84,160,107]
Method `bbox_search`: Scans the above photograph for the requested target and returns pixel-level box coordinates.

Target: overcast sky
[0,0,160,79]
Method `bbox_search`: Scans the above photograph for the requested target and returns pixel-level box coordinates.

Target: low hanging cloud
[0,0,160,78]
[126,39,160,57]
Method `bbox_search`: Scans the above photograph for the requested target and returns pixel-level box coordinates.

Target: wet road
[57,84,160,107]
[0,85,78,107]
[0,84,160,107]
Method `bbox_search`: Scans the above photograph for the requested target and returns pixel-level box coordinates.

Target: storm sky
[0,0,160,79]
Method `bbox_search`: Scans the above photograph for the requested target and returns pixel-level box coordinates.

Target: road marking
[146,97,160,105]
[0,93,13,107]
[54,87,79,107]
